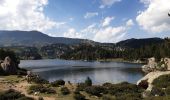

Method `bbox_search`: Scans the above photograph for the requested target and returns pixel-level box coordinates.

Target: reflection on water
[19,59,144,84]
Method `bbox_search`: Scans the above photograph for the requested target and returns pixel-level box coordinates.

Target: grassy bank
[1,74,170,100]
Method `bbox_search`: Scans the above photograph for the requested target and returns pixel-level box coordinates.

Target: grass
[3,75,24,83]
[152,74,170,88]
[3,74,170,100]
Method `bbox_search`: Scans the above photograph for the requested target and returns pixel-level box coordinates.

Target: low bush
[84,86,106,97]
[0,89,34,100]
[28,75,49,84]
[73,92,86,100]
[85,77,92,86]
[50,79,65,87]
[76,83,88,92]
[60,87,70,95]
[164,86,170,95]
[150,87,165,96]
[28,84,56,94]
[102,95,116,100]
[115,93,142,100]
[152,74,170,88]
[105,82,143,95]
[138,80,148,89]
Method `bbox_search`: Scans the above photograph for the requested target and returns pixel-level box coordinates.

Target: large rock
[0,56,17,74]
[164,58,170,70]
[142,57,157,73]
[142,57,170,73]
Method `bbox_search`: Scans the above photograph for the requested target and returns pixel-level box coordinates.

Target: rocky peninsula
[137,57,170,98]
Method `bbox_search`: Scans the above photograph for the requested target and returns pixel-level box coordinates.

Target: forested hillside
[0,38,169,61]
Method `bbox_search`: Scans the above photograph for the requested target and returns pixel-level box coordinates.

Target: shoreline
[21,58,147,64]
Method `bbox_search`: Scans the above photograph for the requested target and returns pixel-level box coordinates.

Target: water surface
[19,59,144,84]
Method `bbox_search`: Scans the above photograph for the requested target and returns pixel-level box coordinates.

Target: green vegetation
[28,75,49,84]
[1,38,169,61]
[60,87,70,95]
[27,84,56,94]
[50,79,65,87]
[143,74,170,98]
[0,89,34,100]
[85,77,92,86]
[76,79,144,100]
[73,91,86,100]
[153,74,170,88]
[0,49,19,65]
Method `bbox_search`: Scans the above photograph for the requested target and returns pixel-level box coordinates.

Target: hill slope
[0,30,96,46]
[117,38,164,48]
[0,30,165,48]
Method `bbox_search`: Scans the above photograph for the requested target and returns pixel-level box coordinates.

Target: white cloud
[94,26,126,43]
[84,12,99,19]
[100,0,121,8]
[126,19,134,27]
[0,0,64,32]
[81,23,97,34]
[64,28,83,38]
[102,16,114,27]
[63,18,133,43]
[136,0,170,33]
[93,18,134,43]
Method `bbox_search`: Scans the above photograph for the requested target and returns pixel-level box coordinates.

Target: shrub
[0,89,34,100]
[84,86,106,97]
[116,93,142,100]
[85,77,92,86]
[60,87,70,95]
[138,80,148,89]
[76,83,88,92]
[164,86,170,95]
[106,82,143,95]
[29,75,49,84]
[153,74,170,88]
[150,87,165,96]
[73,92,86,100]
[102,95,116,100]
[16,97,34,100]
[28,84,56,94]
[50,79,65,87]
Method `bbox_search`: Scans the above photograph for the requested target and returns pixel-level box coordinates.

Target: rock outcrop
[142,57,170,73]
[0,56,18,74]
[137,71,170,91]
[142,57,157,73]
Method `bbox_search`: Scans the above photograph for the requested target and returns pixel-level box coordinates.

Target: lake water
[19,59,144,84]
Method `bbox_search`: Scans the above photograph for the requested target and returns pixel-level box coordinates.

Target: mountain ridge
[0,30,164,47]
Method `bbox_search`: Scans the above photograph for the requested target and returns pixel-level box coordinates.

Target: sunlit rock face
[0,56,17,74]
[142,57,170,73]
[142,57,157,73]
[164,58,170,70]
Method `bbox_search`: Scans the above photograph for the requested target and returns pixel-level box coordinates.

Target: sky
[0,0,170,43]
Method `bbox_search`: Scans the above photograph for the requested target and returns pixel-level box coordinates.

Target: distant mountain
[116,38,164,48]
[0,30,97,46]
[0,30,165,48]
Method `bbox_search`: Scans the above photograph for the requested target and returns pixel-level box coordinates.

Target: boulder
[164,58,170,70]
[142,57,157,73]
[0,56,17,74]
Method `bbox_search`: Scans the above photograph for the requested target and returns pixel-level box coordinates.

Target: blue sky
[0,0,170,43]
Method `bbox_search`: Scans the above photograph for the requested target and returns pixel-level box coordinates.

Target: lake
[19,59,144,84]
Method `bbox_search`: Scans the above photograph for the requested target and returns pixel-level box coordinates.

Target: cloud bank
[0,0,63,32]
[137,0,170,33]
